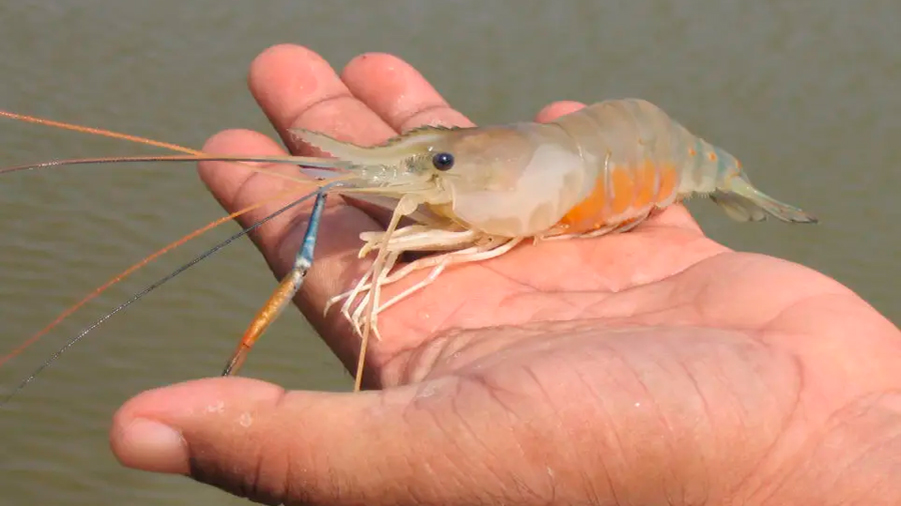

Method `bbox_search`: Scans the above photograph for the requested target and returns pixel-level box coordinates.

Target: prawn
[277,98,817,390]
[0,98,816,396]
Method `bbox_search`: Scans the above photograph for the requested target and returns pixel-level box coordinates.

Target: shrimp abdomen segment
[551,100,686,234]
[555,159,678,233]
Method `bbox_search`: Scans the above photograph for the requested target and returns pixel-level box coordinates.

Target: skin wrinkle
[459,373,554,503]
[732,354,810,504]
[762,292,864,337]
[397,334,460,385]
[592,390,628,506]
[633,344,688,502]
[392,343,439,386]
[430,330,492,371]
[250,433,268,503]
[450,377,500,460]
[571,347,633,504]
[406,328,484,383]
[235,411,270,503]
[480,258,547,293]
[278,92,361,146]
[585,293,787,341]
[516,365,566,501]
[474,373,527,427]
[284,433,325,506]
[395,327,493,384]
[759,394,901,506]
[824,392,901,468]
[580,294,680,326]
[602,331,783,504]
[751,335,803,434]
[404,460,438,506]
[703,343,756,444]
[400,457,447,506]
[506,384,557,499]
[418,383,494,498]
[704,342,790,504]
[405,420,485,506]
[426,330,532,380]
[546,291,593,315]
[521,365,553,417]
[598,338,671,440]
[582,281,699,327]
[837,423,901,487]
[672,354,714,503]
[454,376,528,495]
[707,337,798,503]
[568,362,619,505]
[271,390,317,505]
[698,261,850,335]
[189,446,240,501]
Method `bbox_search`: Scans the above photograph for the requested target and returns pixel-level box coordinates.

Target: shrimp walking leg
[326,228,482,315]
[329,229,486,324]
[339,251,403,337]
[221,191,328,376]
[371,237,525,316]
[347,237,525,335]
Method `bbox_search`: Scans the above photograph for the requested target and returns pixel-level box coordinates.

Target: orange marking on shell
[688,147,697,156]
[656,163,678,202]
[559,176,607,229]
[708,151,717,161]
[610,167,635,215]
[633,160,656,209]
[558,161,681,234]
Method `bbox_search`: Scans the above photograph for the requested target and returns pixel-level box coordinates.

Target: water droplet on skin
[415,383,438,399]
[206,400,225,414]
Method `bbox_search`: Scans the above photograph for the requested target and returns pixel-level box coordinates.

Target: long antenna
[0,188,326,407]
[0,186,308,368]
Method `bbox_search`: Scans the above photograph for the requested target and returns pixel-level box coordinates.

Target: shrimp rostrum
[226,98,816,389]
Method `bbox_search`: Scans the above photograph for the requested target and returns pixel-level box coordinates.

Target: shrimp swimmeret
[0,98,816,394]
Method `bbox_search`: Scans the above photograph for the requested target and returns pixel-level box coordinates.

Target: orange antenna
[0,185,304,368]
[0,110,205,155]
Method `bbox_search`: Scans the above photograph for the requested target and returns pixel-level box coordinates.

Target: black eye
[432,152,455,171]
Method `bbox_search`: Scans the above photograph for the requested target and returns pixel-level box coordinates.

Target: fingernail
[116,418,189,474]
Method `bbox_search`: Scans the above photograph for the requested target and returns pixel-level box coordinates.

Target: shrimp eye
[431,152,455,171]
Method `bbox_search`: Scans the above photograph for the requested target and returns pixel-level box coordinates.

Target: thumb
[110,377,486,505]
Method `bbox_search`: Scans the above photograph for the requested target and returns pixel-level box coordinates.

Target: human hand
[110,45,901,505]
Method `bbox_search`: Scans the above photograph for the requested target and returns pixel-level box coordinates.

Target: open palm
[111,45,901,505]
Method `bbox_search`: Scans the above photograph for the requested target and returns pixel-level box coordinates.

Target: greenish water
[0,1,897,504]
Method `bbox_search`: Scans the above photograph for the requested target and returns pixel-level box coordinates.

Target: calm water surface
[0,1,898,504]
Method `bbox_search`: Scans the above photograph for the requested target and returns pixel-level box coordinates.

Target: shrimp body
[295,98,814,243]
[546,99,816,232]
[432,99,817,237]
[290,99,815,368]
